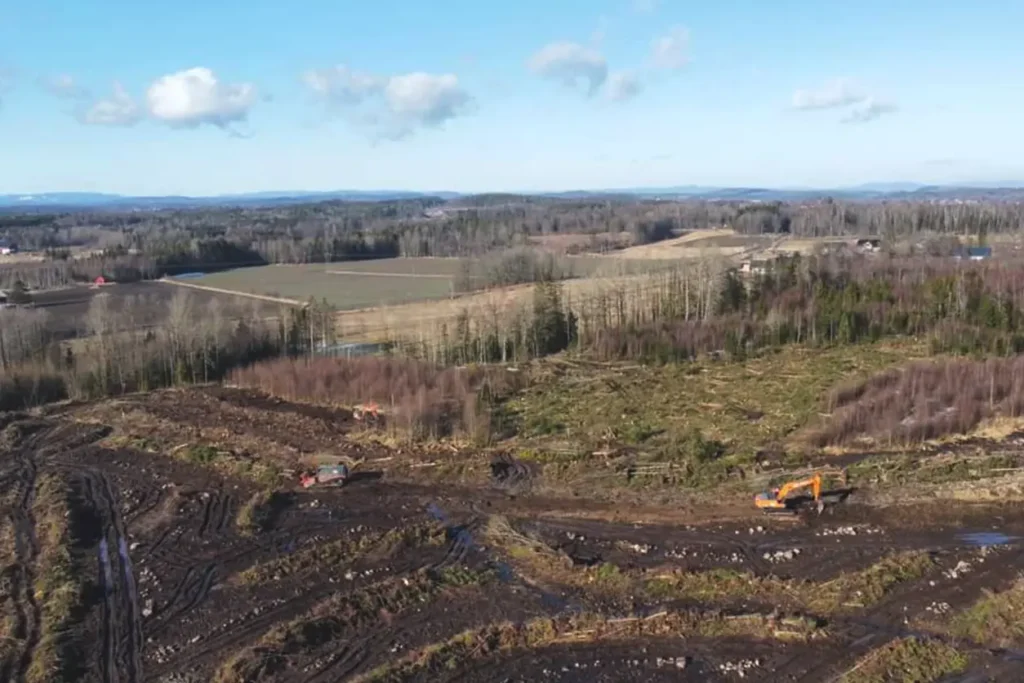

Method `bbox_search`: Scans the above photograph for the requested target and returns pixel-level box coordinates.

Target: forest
[3,194,1024,428]
[0,195,1020,291]
[6,247,1024,422]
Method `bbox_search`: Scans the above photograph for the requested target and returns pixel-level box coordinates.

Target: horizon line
[5,180,1024,200]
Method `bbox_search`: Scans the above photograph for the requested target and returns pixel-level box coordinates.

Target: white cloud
[41,74,91,100]
[78,82,142,126]
[301,65,380,105]
[791,79,864,110]
[303,64,472,138]
[651,26,689,70]
[792,79,898,124]
[146,67,257,128]
[632,0,658,13]
[528,41,608,96]
[384,73,470,126]
[842,98,898,124]
[606,71,642,102]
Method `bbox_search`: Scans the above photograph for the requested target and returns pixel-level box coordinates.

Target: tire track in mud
[296,531,480,683]
[197,491,234,539]
[144,563,218,636]
[1,449,40,683]
[144,584,340,680]
[770,546,1024,682]
[97,537,118,683]
[77,467,145,683]
[300,610,439,683]
[151,530,458,680]
[0,422,66,683]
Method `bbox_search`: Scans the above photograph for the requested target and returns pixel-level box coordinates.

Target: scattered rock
[818,525,882,537]
[655,656,690,669]
[945,560,973,580]
[762,548,801,563]
[719,657,762,677]
[622,542,654,555]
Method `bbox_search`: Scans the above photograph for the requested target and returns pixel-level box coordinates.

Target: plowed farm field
[3,387,1024,682]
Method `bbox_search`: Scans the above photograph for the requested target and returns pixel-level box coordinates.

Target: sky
[2,0,1024,195]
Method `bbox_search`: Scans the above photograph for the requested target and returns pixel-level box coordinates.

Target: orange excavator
[755,473,827,515]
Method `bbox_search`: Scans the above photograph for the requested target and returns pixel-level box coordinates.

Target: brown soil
[3,386,1024,682]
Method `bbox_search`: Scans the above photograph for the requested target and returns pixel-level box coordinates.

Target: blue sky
[2,0,1023,195]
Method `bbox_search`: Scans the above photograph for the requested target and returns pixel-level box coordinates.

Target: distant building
[0,239,17,255]
[967,246,992,260]
[739,259,770,276]
[855,238,882,252]
[315,341,392,358]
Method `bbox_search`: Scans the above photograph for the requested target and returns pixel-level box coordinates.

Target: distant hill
[0,190,460,211]
[3,182,1024,211]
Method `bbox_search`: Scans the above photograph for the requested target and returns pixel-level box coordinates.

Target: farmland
[171,260,463,309]
[168,255,692,310]
[165,231,852,347]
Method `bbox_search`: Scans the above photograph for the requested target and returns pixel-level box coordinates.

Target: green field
[172,257,686,310]
[177,262,457,309]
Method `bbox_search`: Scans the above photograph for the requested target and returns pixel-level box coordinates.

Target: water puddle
[958,531,1018,546]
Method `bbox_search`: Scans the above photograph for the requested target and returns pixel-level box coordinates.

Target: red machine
[300,464,350,488]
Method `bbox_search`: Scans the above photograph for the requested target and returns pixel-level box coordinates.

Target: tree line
[0,289,338,411]
[393,252,1024,367]
[11,247,1024,425]
[3,196,1022,292]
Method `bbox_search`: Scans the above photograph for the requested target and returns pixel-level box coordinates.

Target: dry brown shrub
[814,356,1024,446]
[228,356,524,440]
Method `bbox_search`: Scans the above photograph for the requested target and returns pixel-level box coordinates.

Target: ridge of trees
[397,253,1024,366]
[0,196,1018,291]
[0,290,336,411]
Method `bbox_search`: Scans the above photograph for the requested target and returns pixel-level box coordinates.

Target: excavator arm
[775,474,821,503]
[755,473,823,512]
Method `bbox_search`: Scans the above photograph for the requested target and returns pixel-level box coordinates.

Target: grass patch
[486,516,932,614]
[169,441,282,486]
[214,567,495,683]
[646,551,934,613]
[233,522,447,585]
[0,517,19,668]
[182,443,220,464]
[483,516,631,598]
[839,637,968,683]
[236,490,291,536]
[357,609,824,682]
[848,453,1022,489]
[946,578,1024,648]
[508,341,925,486]
[26,474,89,683]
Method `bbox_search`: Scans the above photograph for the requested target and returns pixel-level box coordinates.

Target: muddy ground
[3,386,1024,682]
